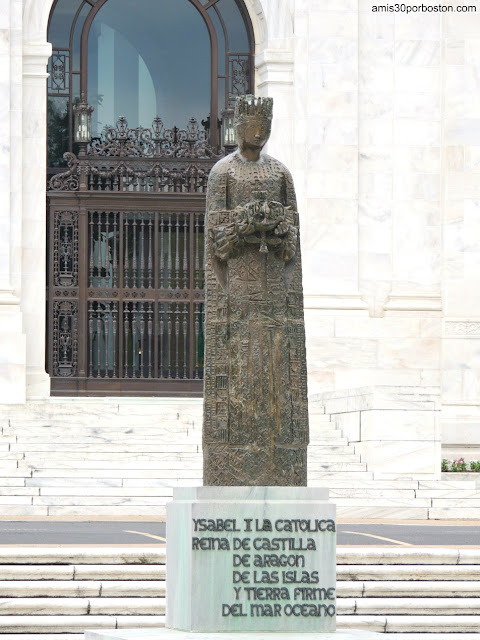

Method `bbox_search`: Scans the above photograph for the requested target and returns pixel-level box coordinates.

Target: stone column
[22,40,52,398]
[0,0,26,403]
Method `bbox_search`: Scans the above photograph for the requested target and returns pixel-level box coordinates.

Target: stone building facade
[1,0,480,478]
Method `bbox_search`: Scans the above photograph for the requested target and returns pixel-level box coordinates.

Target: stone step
[334,496,432,508]
[0,565,164,583]
[20,451,358,465]
[430,507,480,519]
[0,548,165,564]
[32,496,170,506]
[309,437,348,445]
[0,580,165,597]
[338,597,480,615]
[337,565,480,581]
[337,548,480,564]
[307,471,374,480]
[11,444,201,453]
[336,614,480,633]
[417,489,480,499]
[338,581,480,598]
[38,487,174,497]
[433,498,480,507]
[1,596,478,621]
[0,487,38,495]
[29,469,202,478]
[26,477,199,488]
[330,488,416,499]
[336,506,429,519]
[0,596,166,615]
[47,506,168,516]
[0,615,166,633]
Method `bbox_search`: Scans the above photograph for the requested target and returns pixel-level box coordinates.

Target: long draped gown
[203,150,309,486]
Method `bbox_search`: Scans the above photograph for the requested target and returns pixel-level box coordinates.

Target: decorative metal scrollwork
[89,116,221,159]
[52,300,78,377]
[53,211,78,286]
[48,152,79,191]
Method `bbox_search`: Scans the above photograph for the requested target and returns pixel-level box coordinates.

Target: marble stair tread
[0,635,85,640]
[0,496,35,504]
[329,488,417,498]
[338,548,480,564]
[338,581,480,597]
[46,506,168,516]
[30,469,202,478]
[336,614,480,633]
[37,487,174,497]
[432,498,480,506]
[11,444,201,453]
[0,548,165,564]
[318,478,421,488]
[416,489,480,498]
[337,565,480,580]
[0,615,165,633]
[0,506,48,515]
[0,566,76,580]
[309,463,367,471]
[27,478,197,488]
[347,597,480,614]
[419,480,477,489]
[336,506,429,519]
[307,472,374,480]
[384,615,480,633]
[0,487,39,495]
[0,616,117,632]
[32,496,172,506]
[333,496,432,507]
[0,598,89,615]
[429,507,480,519]
[73,566,165,581]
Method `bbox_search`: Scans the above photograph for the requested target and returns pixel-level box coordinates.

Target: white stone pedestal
[166,487,336,633]
[85,631,383,640]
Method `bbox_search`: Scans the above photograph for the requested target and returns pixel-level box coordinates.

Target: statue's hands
[274,220,290,237]
[235,204,256,237]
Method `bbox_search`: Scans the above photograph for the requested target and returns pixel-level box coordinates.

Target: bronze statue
[203,95,309,486]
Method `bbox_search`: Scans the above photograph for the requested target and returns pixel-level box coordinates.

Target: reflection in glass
[48,0,83,48]
[88,0,211,135]
[215,0,249,52]
[208,7,226,75]
[47,96,69,166]
[72,3,91,69]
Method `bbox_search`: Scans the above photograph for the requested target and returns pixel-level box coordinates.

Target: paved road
[0,521,478,546]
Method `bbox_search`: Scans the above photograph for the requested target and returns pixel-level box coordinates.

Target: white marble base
[85,630,382,640]
[166,487,336,633]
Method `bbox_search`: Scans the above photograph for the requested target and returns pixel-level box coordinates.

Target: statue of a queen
[203,95,309,486]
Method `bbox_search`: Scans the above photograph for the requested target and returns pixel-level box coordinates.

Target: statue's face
[235,117,271,151]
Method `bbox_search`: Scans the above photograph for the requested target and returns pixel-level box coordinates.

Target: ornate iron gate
[47,117,219,396]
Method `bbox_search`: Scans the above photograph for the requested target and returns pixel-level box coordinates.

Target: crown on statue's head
[234,95,273,123]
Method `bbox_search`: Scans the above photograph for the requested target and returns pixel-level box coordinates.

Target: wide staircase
[0,400,479,518]
[0,547,477,637]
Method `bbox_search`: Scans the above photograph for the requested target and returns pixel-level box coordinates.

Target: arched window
[47,0,253,167]
[46,0,254,396]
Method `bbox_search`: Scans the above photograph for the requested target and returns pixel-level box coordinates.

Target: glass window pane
[48,0,83,48]
[47,96,69,167]
[215,0,249,53]
[207,7,226,75]
[88,0,211,135]
[72,2,91,70]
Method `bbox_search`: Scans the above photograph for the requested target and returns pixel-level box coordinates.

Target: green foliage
[441,458,449,472]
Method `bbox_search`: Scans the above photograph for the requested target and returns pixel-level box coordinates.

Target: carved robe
[203,150,309,486]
